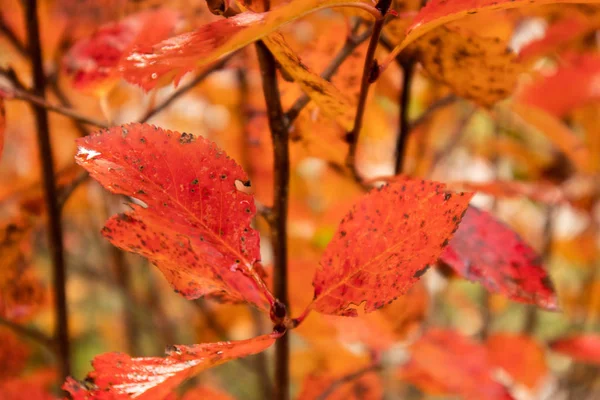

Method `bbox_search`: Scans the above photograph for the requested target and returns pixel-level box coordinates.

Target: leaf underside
[440,205,559,311]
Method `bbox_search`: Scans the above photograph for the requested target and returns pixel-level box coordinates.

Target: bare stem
[25,0,71,382]
[255,40,290,400]
[346,1,391,182]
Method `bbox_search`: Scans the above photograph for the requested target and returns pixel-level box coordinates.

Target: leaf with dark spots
[440,206,559,310]
[75,123,271,311]
[412,25,520,107]
[310,178,473,317]
[398,329,513,400]
[63,334,276,400]
[550,335,600,365]
[387,0,600,58]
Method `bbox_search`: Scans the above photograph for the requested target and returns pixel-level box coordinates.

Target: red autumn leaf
[517,53,600,117]
[398,329,513,400]
[486,333,548,389]
[296,370,383,400]
[63,333,277,400]
[119,0,370,90]
[75,123,272,311]
[550,334,600,365]
[440,206,559,310]
[517,14,599,62]
[63,8,179,95]
[386,0,600,62]
[311,178,473,316]
[0,369,58,400]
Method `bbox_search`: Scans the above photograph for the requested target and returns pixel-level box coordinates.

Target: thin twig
[316,364,380,400]
[0,317,55,350]
[255,40,291,400]
[285,28,373,124]
[0,13,27,56]
[25,0,71,382]
[58,171,89,210]
[139,55,234,123]
[346,1,392,183]
[2,84,109,128]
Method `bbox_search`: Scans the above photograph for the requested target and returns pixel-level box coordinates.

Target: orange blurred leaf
[487,333,547,389]
[297,370,383,400]
[398,329,513,400]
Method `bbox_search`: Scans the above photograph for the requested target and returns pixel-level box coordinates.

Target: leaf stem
[255,40,290,400]
[0,82,109,128]
[24,0,71,382]
[346,0,392,183]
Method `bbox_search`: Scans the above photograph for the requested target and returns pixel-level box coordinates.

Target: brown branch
[346,1,392,183]
[285,27,373,124]
[316,364,380,400]
[0,317,55,351]
[255,40,290,400]
[25,0,71,382]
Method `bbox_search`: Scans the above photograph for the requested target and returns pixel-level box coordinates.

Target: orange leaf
[440,206,559,310]
[550,334,600,365]
[311,178,473,316]
[386,0,600,62]
[510,102,593,173]
[412,25,521,106]
[399,329,513,400]
[63,8,179,95]
[75,123,271,311]
[263,33,355,130]
[63,334,277,399]
[487,333,547,389]
[120,0,374,90]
